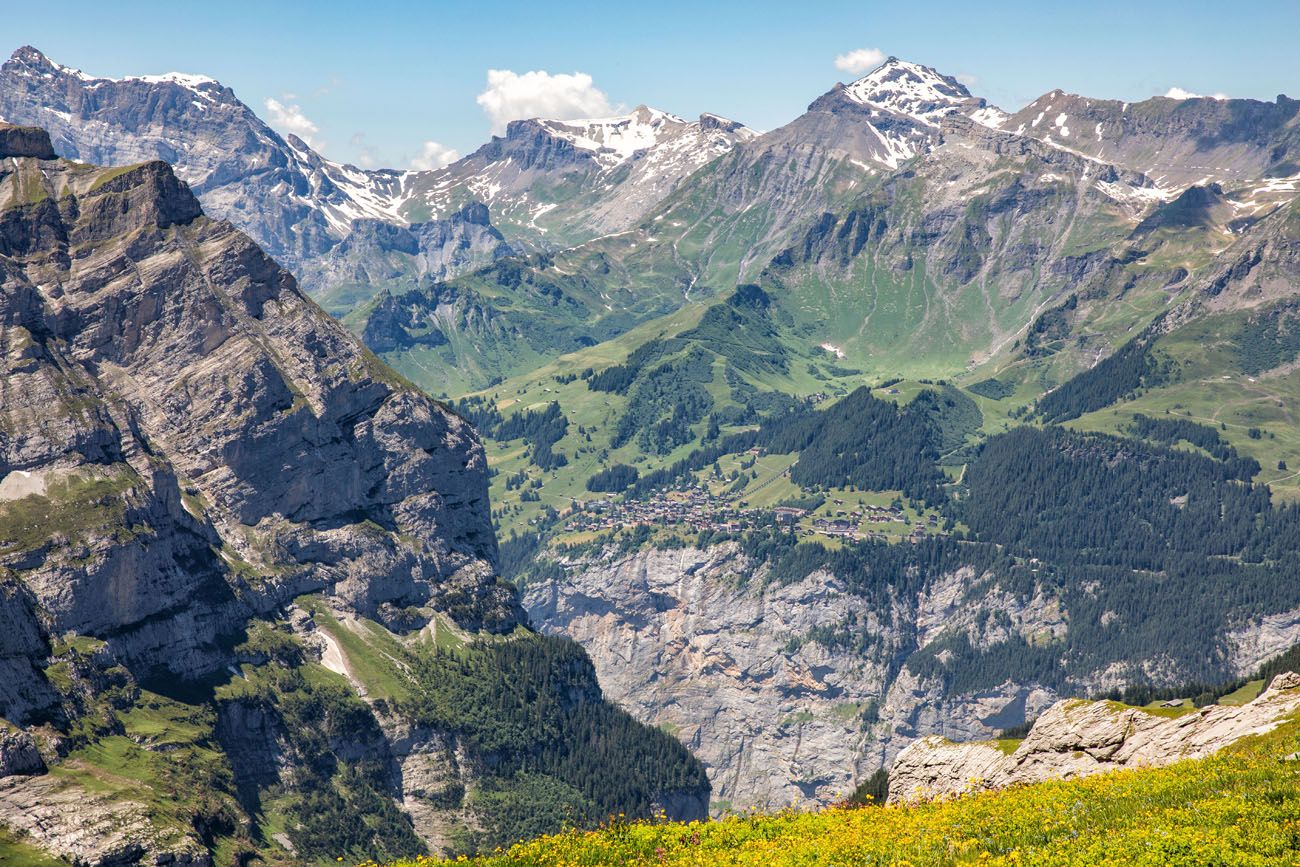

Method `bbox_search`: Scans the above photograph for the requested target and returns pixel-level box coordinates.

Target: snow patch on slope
[538,105,755,169]
[838,58,1008,167]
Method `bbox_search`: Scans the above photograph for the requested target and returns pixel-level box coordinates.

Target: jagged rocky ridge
[0,46,410,271]
[402,106,755,247]
[1006,88,1300,190]
[887,672,1300,804]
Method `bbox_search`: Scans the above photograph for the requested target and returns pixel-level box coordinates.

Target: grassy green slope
[383,709,1300,867]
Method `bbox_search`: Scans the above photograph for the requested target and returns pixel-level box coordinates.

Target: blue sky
[7,0,1298,169]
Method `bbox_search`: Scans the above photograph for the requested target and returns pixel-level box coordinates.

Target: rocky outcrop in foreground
[888,672,1300,803]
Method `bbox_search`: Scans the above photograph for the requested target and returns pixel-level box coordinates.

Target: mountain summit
[841,57,1005,127]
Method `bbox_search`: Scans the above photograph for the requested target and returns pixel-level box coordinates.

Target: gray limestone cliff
[524,540,1300,814]
[0,123,525,864]
[523,543,1064,811]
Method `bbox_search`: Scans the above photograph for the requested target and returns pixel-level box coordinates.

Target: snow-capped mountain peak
[843,57,1006,129]
[815,58,1008,171]
[844,58,971,121]
[0,46,410,263]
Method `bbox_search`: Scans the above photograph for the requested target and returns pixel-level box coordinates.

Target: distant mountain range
[7,45,1295,395]
[0,48,752,295]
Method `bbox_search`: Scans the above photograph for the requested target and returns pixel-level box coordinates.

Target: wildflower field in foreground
[374,717,1300,867]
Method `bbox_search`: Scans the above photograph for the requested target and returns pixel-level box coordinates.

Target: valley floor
[377,717,1300,867]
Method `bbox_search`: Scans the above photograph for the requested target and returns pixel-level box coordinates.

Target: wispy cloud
[476,69,614,135]
[263,97,320,146]
[956,73,979,87]
[834,48,886,76]
[411,140,461,171]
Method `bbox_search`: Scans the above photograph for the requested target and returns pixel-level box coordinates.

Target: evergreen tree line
[1237,299,1300,375]
[586,463,640,493]
[1127,413,1259,476]
[678,417,1300,695]
[1034,326,1171,422]
[752,387,946,502]
[403,634,708,852]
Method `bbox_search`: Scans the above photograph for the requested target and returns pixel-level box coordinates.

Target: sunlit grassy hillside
[375,718,1300,867]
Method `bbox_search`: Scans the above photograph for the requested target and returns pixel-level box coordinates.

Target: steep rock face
[0,122,54,158]
[0,47,406,271]
[0,577,58,722]
[525,538,1300,814]
[299,200,514,314]
[888,672,1300,803]
[0,727,43,777]
[0,124,517,696]
[1186,197,1300,312]
[1007,89,1300,191]
[523,543,1063,811]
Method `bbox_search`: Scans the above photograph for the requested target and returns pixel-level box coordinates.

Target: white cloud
[834,48,886,76]
[411,140,461,171]
[264,97,320,146]
[476,68,614,135]
[956,73,979,87]
[1164,87,1228,100]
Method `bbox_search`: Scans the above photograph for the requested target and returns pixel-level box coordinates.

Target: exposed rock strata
[0,124,521,864]
[524,543,1063,811]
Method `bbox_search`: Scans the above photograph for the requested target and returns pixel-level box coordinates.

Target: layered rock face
[1007,89,1300,190]
[0,122,517,709]
[526,538,1300,814]
[888,672,1300,804]
[0,125,707,865]
[524,543,1064,811]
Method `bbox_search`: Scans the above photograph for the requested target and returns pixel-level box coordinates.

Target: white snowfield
[843,57,1008,129]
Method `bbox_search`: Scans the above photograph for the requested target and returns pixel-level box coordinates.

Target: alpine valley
[3,41,1300,865]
